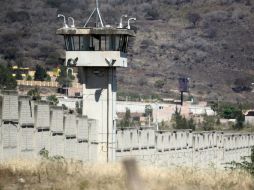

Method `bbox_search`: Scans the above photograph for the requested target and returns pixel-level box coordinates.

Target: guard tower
[56,4,135,162]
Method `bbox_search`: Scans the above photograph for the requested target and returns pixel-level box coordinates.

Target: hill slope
[1,0,254,102]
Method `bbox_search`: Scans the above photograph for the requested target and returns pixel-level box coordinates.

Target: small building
[12,66,30,79]
[152,104,177,123]
[245,110,254,125]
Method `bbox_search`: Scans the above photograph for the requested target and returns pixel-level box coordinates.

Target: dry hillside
[0,0,254,102]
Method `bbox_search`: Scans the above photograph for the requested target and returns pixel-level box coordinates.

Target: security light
[68,17,75,28]
[57,14,68,28]
[127,18,136,30]
[118,14,128,28]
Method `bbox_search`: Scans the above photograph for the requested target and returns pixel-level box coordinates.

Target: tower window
[63,34,129,52]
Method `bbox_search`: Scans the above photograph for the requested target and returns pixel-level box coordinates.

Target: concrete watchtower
[56,3,135,162]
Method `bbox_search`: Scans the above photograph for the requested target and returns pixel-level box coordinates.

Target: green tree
[144,105,153,119]
[188,118,196,131]
[234,110,245,130]
[45,75,51,82]
[124,108,131,123]
[47,95,59,106]
[118,108,132,128]
[202,115,216,131]
[34,65,49,81]
[26,75,32,81]
[56,66,75,87]
[0,64,17,90]
[27,88,41,101]
[172,107,195,130]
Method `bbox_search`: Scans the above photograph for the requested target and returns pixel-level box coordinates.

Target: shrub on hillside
[162,0,192,5]
[203,10,230,24]
[203,27,217,38]
[5,10,30,23]
[140,39,155,49]
[186,12,201,27]
[154,80,165,89]
[232,77,252,93]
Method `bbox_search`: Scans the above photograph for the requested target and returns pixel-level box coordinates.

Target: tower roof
[56,27,135,37]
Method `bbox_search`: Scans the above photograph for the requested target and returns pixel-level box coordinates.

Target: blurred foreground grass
[0,159,253,190]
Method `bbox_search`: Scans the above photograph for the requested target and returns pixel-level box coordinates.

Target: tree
[144,105,153,118]
[234,110,245,130]
[27,88,41,101]
[47,95,59,106]
[0,64,17,90]
[218,103,241,119]
[118,108,132,128]
[34,65,49,81]
[15,69,23,80]
[202,115,216,131]
[75,101,83,115]
[56,66,75,87]
[172,107,195,130]
[124,108,131,122]
[45,75,51,82]
[62,104,68,110]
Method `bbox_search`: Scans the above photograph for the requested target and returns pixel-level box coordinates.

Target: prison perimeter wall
[0,92,253,167]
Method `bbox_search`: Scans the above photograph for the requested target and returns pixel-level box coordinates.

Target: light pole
[155,102,159,131]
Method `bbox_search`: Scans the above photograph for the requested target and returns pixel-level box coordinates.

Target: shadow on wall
[95,88,103,102]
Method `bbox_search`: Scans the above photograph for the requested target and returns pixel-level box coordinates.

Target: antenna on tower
[84,0,104,28]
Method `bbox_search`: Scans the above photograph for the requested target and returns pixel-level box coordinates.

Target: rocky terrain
[1,0,254,102]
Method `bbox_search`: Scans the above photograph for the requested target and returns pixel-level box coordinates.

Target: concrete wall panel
[19,126,35,159]
[1,94,19,121]
[89,119,98,142]
[77,141,89,161]
[50,133,64,157]
[77,117,89,140]
[2,123,18,160]
[35,103,50,128]
[19,97,34,125]
[50,108,64,132]
[64,114,77,136]
[35,129,50,154]
[64,137,77,159]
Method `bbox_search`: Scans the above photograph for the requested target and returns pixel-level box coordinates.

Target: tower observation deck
[56,11,135,162]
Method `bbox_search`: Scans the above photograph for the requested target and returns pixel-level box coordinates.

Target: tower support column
[81,67,116,162]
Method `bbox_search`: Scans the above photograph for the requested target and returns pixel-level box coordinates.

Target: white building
[245,110,254,125]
